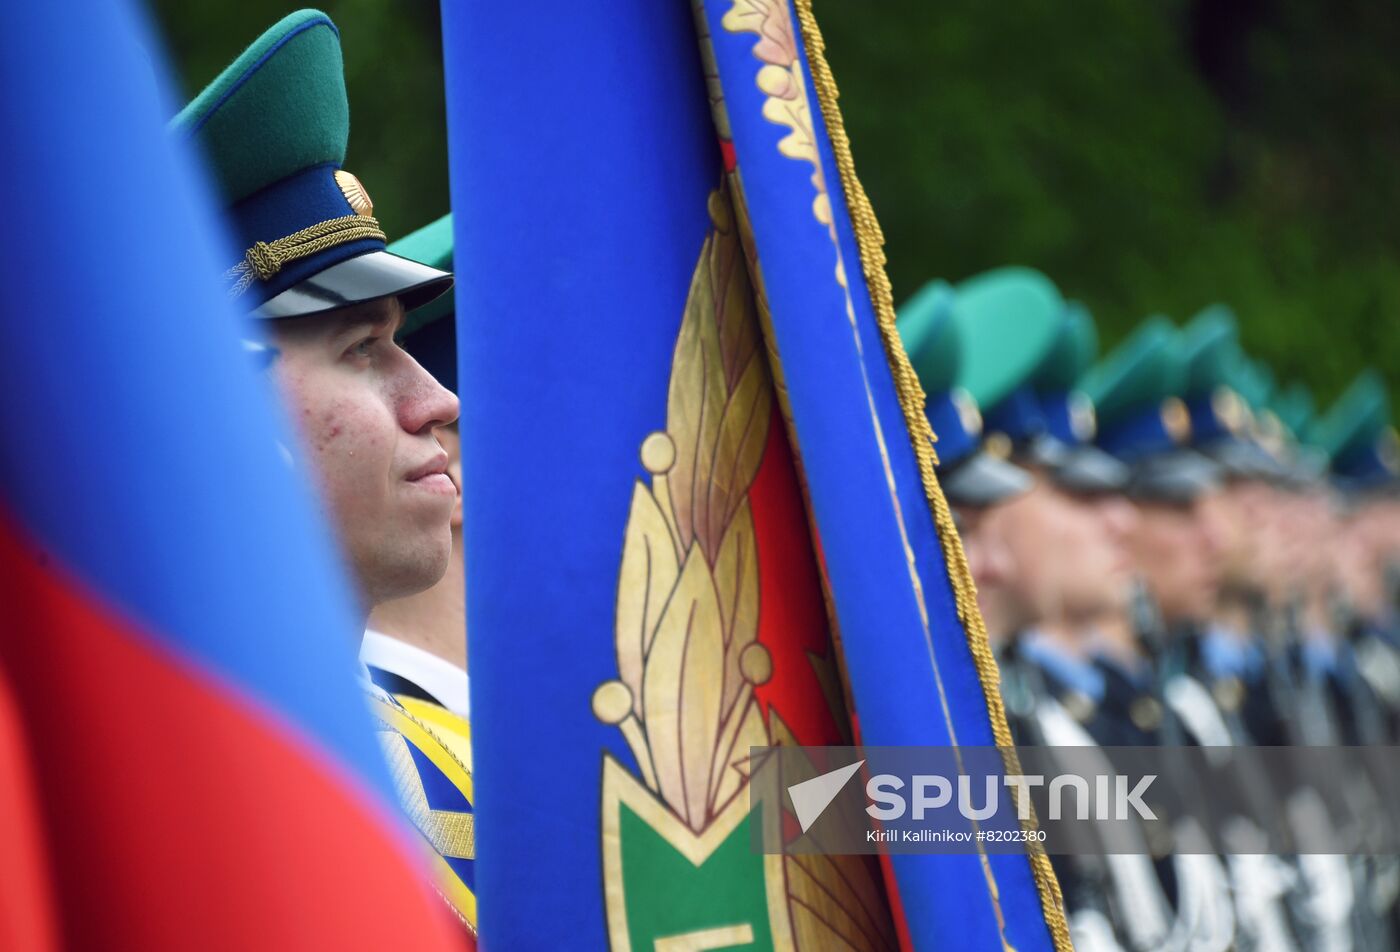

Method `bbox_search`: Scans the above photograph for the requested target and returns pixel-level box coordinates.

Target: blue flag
[0,2,460,947]
[443,1,1068,948]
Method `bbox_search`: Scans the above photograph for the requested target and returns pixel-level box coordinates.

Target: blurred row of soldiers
[897,268,1400,952]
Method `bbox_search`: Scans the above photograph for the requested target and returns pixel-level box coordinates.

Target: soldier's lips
[406,472,457,496]
[1106,553,1133,578]
[404,451,454,496]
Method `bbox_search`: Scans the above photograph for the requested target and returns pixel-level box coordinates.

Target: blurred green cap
[951,266,1064,409]
[1079,315,1185,428]
[390,213,455,336]
[1310,370,1389,462]
[897,279,960,394]
[1179,304,1241,398]
[1032,300,1098,392]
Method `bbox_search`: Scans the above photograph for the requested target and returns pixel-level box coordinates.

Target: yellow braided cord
[791,1,1073,946]
[223,214,386,298]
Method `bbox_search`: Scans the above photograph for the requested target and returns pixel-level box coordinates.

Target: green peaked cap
[1032,300,1098,392]
[169,11,452,320]
[1079,315,1185,428]
[1179,304,1242,397]
[951,266,1064,409]
[1271,381,1315,439]
[896,279,960,393]
[390,214,455,335]
[1231,355,1275,412]
[1310,370,1389,460]
[172,10,346,204]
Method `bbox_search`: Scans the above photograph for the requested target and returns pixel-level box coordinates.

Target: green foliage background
[151,0,1400,409]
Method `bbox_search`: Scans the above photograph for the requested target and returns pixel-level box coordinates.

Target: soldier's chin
[364,532,453,605]
[1101,584,1134,616]
[1103,562,1133,589]
[1184,598,1217,624]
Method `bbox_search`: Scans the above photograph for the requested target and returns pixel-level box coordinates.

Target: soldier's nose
[400,357,460,434]
[1198,510,1227,563]
[1101,498,1139,541]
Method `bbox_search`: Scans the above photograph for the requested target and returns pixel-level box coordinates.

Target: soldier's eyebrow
[332,303,403,342]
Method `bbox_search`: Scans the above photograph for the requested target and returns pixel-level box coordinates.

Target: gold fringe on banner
[789,2,1073,947]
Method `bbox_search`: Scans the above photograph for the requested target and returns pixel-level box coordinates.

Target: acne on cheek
[317,399,394,465]
[315,408,344,452]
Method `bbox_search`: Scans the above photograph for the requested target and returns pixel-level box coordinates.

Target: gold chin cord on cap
[223,213,386,298]
[223,169,383,298]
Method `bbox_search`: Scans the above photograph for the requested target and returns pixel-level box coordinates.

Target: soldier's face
[1285,489,1335,592]
[1209,483,1258,591]
[1131,495,1223,624]
[980,480,1135,630]
[958,505,1019,645]
[1336,511,1385,620]
[1085,495,1140,612]
[1380,500,1400,566]
[269,296,461,608]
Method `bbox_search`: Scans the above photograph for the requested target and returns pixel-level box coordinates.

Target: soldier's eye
[350,336,380,359]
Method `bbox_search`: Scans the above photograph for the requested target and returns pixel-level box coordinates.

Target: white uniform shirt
[359,629,470,718]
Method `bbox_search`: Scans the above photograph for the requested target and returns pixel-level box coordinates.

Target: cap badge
[1211,387,1245,435]
[1380,427,1400,475]
[1160,397,1192,444]
[1069,391,1096,442]
[983,431,1012,460]
[952,387,983,438]
[335,170,374,217]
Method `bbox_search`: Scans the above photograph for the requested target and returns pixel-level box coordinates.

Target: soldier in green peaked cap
[177,12,461,614]
[1313,371,1400,663]
[172,12,473,937]
[1173,321,1305,753]
[945,269,1139,646]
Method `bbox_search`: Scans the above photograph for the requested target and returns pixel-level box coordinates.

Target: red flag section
[0,657,58,952]
[0,512,468,951]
